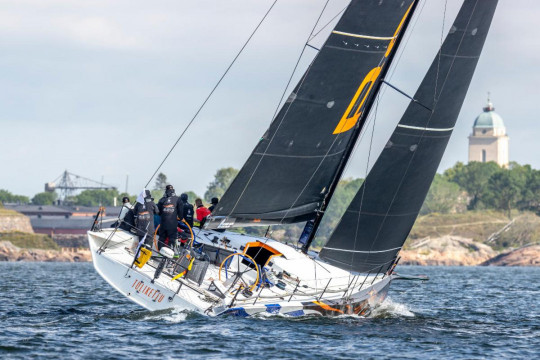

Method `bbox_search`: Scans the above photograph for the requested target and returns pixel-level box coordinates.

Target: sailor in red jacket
[195,198,211,227]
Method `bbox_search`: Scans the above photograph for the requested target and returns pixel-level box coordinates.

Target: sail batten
[206,0,417,230]
[319,0,499,273]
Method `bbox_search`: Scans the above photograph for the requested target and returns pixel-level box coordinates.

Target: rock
[400,235,498,266]
[0,210,34,233]
[480,245,540,266]
[0,241,91,262]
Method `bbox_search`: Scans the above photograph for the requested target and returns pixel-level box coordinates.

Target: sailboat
[88,0,498,317]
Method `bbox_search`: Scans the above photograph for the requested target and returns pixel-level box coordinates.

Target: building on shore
[3,205,122,236]
[468,97,509,167]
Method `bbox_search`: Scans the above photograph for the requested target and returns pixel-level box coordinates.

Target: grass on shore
[0,208,24,217]
[405,210,540,251]
[0,232,59,250]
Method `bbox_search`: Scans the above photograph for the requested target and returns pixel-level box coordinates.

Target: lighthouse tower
[468,96,509,167]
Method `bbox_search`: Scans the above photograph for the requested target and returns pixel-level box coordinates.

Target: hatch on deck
[242,241,282,268]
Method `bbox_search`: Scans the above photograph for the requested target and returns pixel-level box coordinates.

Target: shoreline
[0,241,91,262]
[0,240,538,266]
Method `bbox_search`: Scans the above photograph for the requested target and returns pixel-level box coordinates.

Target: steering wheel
[218,253,260,292]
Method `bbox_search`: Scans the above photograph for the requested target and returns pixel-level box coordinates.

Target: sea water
[0,263,538,359]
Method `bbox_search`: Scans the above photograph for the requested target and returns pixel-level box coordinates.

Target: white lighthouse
[468,96,509,167]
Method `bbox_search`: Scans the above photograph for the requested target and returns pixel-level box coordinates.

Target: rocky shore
[400,236,497,266]
[480,245,540,266]
[1,237,538,266]
[0,241,91,262]
[400,236,539,266]
[0,236,540,266]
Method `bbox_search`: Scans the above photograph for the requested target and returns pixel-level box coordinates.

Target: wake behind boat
[89,0,497,317]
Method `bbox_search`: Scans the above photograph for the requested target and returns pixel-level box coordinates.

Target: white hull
[88,228,394,317]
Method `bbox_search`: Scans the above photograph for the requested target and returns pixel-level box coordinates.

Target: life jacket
[183,203,194,227]
[161,196,179,219]
[135,202,157,237]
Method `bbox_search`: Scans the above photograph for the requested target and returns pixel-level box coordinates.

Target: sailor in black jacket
[180,193,194,229]
[133,190,159,245]
[157,185,184,250]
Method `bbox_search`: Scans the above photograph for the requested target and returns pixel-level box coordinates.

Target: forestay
[319,0,498,273]
[206,0,416,229]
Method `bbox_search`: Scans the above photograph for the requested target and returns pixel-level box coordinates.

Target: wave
[369,298,415,318]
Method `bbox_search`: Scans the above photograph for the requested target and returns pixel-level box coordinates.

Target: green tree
[204,167,239,202]
[0,189,30,204]
[442,161,465,182]
[73,189,120,207]
[182,191,201,204]
[32,192,57,205]
[150,189,164,202]
[118,192,138,205]
[420,174,466,215]
[519,168,540,214]
[482,168,525,218]
[154,172,168,191]
[445,161,500,209]
[314,177,364,247]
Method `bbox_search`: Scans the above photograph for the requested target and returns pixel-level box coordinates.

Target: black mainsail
[206,0,418,229]
[319,0,498,273]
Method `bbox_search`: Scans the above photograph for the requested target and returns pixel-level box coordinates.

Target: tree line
[0,168,241,207]
[423,161,540,218]
[1,162,538,222]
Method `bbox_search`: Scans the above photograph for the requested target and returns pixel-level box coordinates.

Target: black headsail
[206,0,418,230]
[319,0,498,273]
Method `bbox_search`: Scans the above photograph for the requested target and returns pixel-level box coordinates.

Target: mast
[301,0,420,253]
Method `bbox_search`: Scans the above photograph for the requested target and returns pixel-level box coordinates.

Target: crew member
[208,197,219,212]
[119,196,133,221]
[157,185,184,250]
[180,193,194,229]
[195,198,211,227]
[133,190,159,246]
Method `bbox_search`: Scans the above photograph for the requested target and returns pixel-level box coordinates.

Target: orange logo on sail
[333,67,381,134]
[333,1,414,134]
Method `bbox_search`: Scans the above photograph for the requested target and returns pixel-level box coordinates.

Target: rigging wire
[434,0,448,103]
[351,0,435,274]
[308,5,347,42]
[380,0,427,101]
[276,0,423,254]
[144,0,278,188]
[224,0,333,218]
[214,0,334,282]
[313,1,427,252]
[357,0,478,273]
[312,0,428,280]
[349,95,380,271]
[318,0,425,244]
[269,0,332,122]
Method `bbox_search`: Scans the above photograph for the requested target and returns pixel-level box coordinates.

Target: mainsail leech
[206,0,417,230]
[319,0,499,273]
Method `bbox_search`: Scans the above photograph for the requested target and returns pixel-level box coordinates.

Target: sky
[0,0,538,199]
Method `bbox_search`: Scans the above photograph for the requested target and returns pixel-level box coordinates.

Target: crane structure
[45,170,117,201]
